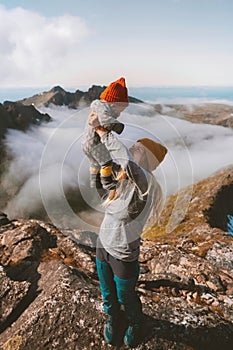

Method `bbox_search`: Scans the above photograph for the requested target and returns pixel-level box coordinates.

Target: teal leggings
[96,255,142,324]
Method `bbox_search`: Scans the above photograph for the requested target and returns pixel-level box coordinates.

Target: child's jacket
[88,100,124,134]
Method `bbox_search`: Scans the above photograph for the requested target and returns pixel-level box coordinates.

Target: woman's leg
[96,248,121,345]
[113,262,142,324]
[96,257,120,317]
[103,253,142,323]
[108,256,143,347]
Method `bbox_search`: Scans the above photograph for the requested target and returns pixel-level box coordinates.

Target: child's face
[110,102,128,116]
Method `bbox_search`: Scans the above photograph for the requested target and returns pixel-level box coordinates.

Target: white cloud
[2,103,233,230]
[0,5,90,87]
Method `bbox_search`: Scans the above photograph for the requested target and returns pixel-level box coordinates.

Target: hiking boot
[104,316,118,345]
[124,323,141,348]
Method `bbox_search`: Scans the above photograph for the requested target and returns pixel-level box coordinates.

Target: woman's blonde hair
[143,175,164,230]
[102,168,128,207]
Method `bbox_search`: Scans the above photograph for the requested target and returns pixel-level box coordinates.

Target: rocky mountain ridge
[19,85,233,128]
[1,86,233,137]
[0,84,142,143]
[0,84,142,153]
[155,103,233,128]
[0,101,50,139]
[0,102,51,176]
[19,85,143,108]
[0,166,233,350]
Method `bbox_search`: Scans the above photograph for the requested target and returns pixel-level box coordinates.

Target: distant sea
[0,86,233,104]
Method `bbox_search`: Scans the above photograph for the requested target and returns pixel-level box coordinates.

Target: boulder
[0,212,9,226]
[143,165,233,249]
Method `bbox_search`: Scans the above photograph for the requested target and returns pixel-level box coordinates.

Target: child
[82,77,129,191]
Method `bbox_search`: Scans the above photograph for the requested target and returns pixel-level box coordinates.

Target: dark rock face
[0,101,51,151]
[1,170,233,350]
[206,183,233,232]
[1,101,51,132]
[20,85,143,108]
[0,104,10,139]
[0,101,51,176]
[0,212,9,226]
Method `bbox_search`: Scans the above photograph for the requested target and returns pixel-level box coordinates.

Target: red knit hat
[100,77,129,104]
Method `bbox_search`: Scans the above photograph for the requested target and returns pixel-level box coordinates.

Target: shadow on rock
[141,313,233,350]
[0,261,41,334]
[0,221,58,335]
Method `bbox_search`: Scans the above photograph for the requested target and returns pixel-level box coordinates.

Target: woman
[93,126,167,347]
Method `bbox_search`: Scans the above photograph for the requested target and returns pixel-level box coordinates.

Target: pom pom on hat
[137,138,167,171]
[100,77,129,104]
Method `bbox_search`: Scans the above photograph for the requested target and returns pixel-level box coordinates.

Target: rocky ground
[0,166,233,350]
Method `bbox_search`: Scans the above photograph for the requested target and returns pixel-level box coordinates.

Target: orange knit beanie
[100,77,129,104]
[138,138,167,171]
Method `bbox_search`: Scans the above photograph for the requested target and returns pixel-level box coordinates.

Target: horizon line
[1,85,233,91]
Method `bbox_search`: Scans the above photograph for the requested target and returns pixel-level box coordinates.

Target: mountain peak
[50,86,66,93]
[19,85,143,108]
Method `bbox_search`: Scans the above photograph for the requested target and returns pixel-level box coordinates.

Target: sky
[0,0,233,88]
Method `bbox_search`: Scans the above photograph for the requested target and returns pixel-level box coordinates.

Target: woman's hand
[94,126,108,137]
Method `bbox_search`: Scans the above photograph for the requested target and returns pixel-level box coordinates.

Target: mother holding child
[82,77,167,347]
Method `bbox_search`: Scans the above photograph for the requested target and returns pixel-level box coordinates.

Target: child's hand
[88,111,100,128]
[94,126,108,137]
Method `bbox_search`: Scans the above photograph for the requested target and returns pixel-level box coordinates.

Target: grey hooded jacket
[97,132,159,262]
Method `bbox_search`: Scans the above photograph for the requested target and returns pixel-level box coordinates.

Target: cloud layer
[0,5,89,86]
[1,103,233,234]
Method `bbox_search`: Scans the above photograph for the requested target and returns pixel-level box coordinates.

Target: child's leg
[82,129,100,188]
[82,127,116,190]
[100,160,117,190]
